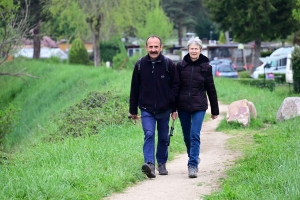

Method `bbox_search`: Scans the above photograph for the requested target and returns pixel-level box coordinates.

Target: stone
[226,99,257,127]
[276,97,300,122]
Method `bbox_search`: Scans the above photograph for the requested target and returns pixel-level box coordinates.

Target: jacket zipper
[188,64,194,109]
[152,62,157,113]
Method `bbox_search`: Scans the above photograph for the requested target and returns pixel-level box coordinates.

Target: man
[129,36,180,178]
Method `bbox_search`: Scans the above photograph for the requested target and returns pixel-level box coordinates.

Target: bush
[48,91,129,139]
[238,70,251,78]
[292,45,300,93]
[100,39,120,63]
[239,78,275,91]
[261,51,272,57]
[112,53,128,69]
[69,38,90,65]
[0,103,19,149]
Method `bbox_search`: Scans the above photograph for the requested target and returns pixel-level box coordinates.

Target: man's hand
[128,113,139,119]
[171,112,177,120]
[128,113,139,125]
[211,115,218,120]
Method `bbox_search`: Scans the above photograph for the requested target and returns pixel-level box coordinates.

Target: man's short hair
[146,35,162,46]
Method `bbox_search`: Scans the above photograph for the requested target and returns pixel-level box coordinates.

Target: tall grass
[0,58,131,150]
[1,60,300,199]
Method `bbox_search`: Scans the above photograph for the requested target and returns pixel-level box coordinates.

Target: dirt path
[105,102,239,200]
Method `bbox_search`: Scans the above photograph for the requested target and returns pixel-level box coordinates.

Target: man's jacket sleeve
[129,62,140,115]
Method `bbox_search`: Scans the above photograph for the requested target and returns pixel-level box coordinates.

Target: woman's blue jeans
[141,110,170,164]
[178,109,206,167]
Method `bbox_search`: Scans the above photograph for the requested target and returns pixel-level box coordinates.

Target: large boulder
[276,97,300,122]
[226,99,257,127]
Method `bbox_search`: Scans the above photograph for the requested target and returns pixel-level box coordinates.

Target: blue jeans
[141,110,170,164]
[178,109,206,167]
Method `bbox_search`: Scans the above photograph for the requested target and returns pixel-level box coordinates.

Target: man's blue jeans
[178,109,206,167]
[141,110,169,164]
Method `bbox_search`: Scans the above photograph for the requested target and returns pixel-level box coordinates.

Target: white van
[251,47,293,79]
[286,53,293,83]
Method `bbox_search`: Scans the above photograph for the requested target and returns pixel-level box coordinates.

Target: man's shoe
[142,163,156,178]
[157,163,168,175]
[188,166,198,178]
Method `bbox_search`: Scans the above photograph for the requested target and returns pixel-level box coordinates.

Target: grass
[1,59,300,199]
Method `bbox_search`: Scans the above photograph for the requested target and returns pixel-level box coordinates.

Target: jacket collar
[181,54,209,67]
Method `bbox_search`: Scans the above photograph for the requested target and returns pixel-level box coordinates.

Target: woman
[176,37,219,178]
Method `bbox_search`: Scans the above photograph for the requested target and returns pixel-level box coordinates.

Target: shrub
[238,70,251,78]
[238,78,275,91]
[0,103,19,149]
[261,51,272,57]
[69,38,90,65]
[112,53,128,69]
[292,45,300,93]
[48,91,129,139]
[100,39,120,63]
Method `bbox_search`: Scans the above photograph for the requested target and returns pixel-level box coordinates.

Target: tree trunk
[93,32,100,66]
[33,22,41,59]
[252,38,261,74]
[225,31,230,44]
[178,22,182,46]
[88,15,101,67]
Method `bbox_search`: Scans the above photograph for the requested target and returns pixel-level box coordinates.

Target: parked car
[210,58,236,69]
[214,63,238,78]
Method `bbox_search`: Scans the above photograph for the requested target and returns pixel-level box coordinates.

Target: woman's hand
[211,115,218,120]
[171,112,178,120]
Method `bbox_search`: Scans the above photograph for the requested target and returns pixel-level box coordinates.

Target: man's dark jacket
[176,53,219,115]
[129,53,180,115]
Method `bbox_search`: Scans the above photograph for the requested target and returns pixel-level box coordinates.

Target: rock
[226,99,257,127]
[276,97,300,122]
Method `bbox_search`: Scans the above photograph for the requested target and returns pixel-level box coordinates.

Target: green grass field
[1,58,300,199]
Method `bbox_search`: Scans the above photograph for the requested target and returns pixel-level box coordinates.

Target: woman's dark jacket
[129,53,180,115]
[176,53,219,115]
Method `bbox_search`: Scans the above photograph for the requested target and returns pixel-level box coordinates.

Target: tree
[218,31,226,44]
[49,0,117,67]
[0,0,36,79]
[162,0,203,46]
[205,0,298,72]
[19,0,49,59]
[48,0,170,67]
[135,0,173,42]
[69,38,89,65]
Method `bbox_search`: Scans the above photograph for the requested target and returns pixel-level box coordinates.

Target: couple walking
[129,35,219,178]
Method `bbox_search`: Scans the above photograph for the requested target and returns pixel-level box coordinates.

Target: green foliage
[100,39,120,62]
[162,0,202,35]
[292,45,300,93]
[293,0,300,20]
[135,1,173,42]
[238,78,276,92]
[112,53,128,69]
[238,70,251,78]
[205,0,298,42]
[49,91,129,139]
[0,103,19,149]
[260,51,272,57]
[218,31,226,44]
[68,38,89,65]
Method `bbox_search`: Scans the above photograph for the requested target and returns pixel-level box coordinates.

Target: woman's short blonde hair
[187,36,202,50]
